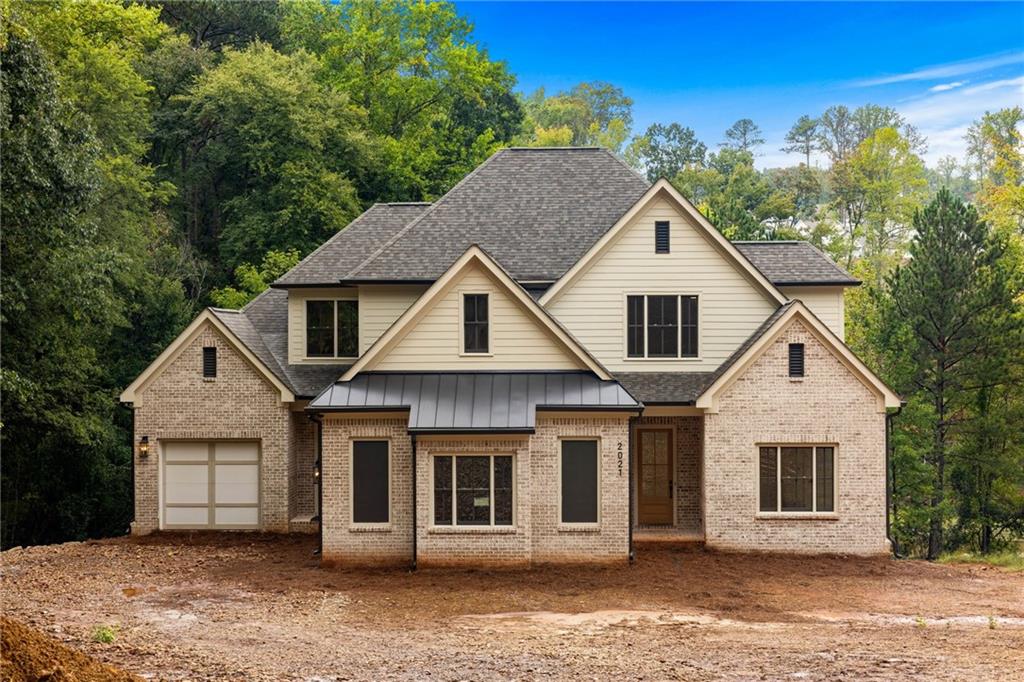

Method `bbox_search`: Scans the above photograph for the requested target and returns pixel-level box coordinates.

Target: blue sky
[455,1,1024,168]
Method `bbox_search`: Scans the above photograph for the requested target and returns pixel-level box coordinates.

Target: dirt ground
[2,534,1022,681]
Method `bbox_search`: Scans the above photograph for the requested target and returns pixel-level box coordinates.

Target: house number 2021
[617,442,624,476]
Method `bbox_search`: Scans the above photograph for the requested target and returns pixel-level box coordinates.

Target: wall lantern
[139,436,150,458]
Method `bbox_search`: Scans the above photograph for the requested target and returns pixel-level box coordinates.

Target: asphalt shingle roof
[734,241,859,286]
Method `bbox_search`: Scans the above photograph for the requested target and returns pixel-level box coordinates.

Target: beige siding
[373,263,585,371]
[546,197,778,371]
[780,286,845,340]
[287,285,426,363]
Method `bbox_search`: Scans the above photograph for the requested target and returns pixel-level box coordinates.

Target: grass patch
[938,549,1024,572]
[91,625,117,644]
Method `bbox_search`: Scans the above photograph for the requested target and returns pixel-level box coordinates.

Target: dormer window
[306,299,359,358]
[655,221,670,253]
[462,293,489,354]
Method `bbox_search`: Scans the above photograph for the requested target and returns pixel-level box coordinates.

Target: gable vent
[788,343,804,378]
[203,346,217,378]
[655,221,670,253]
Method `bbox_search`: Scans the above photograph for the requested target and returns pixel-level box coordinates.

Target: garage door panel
[164,464,209,504]
[164,442,209,462]
[215,506,259,526]
[214,464,259,504]
[165,507,209,526]
[215,442,259,462]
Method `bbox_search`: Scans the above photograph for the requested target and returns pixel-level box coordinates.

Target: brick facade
[319,415,630,566]
[703,319,889,555]
[131,323,315,534]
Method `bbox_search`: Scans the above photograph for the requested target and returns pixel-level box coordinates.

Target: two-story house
[121,148,901,566]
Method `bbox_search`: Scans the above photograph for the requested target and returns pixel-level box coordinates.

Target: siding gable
[372,261,586,371]
[546,195,779,371]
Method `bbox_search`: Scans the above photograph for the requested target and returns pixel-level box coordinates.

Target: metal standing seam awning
[307,372,642,433]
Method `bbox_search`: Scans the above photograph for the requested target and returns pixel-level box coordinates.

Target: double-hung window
[433,455,513,526]
[462,293,489,354]
[306,299,359,358]
[626,294,699,359]
[758,445,835,513]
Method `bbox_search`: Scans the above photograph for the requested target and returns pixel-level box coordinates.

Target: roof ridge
[344,148,512,279]
[733,240,806,244]
[600,147,652,187]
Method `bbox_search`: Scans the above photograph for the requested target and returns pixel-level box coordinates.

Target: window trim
[755,443,838,519]
[304,298,360,361]
[557,436,602,529]
[458,290,493,357]
[428,453,515,529]
[348,438,392,530]
[622,292,702,361]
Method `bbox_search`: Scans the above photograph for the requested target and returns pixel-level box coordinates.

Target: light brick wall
[703,319,889,555]
[633,416,703,534]
[288,412,318,532]
[131,323,292,533]
[320,415,631,566]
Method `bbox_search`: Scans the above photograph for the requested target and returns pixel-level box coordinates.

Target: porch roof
[308,371,641,433]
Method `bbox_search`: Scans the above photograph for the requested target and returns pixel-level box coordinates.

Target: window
[561,440,599,523]
[351,440,389,524]
[758,446,834,513]
[432,455,513,526]
[306,300,359,358]
[202,347,217,378]
[789,343,805,377]
[463,293,489,354]
[626,294,699,358]
[655,220,670,253]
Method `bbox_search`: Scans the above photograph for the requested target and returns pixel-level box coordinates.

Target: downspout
[129,405,135,534]
[310,413,323,557]
[411,433,418,571]
[628,408,643,564]
[885,402,906,558]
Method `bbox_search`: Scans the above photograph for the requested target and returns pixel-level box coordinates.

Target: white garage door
[163,442,260,529]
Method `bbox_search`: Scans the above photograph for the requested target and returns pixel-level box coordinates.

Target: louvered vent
[655,221,670,253]
[788,343,805,377]
[202,346,217,378]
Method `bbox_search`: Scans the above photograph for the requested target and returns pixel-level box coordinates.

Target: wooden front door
[637,428,674,525]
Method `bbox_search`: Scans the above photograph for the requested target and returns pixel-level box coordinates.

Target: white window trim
[755,444,839,519]
[348,438,392,530]
[557,436,602,530]
[622,292,702,362]
[458,290,493,357]
[428,453,515,529]
[304,298,360,361]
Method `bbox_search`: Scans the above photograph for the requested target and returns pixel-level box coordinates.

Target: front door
[637,428,674,525]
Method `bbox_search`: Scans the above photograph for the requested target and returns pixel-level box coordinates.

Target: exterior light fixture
[139,436,150,458]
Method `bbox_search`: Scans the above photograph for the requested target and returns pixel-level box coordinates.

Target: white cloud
[851,52,1024,88]
[928,80,967,93]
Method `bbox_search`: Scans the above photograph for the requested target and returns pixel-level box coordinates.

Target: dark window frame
[757,445,835,514]
[431,454,514,527]
[202,346,217,378]
[625,294,699,359]
[462,293,490,354]
[351,440,390,524]
[655,220,670,254]
[789,343,805,377]
[560,439,600,524]
[305,299,360,359]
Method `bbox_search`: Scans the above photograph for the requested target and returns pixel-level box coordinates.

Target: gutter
[885,402,906,558]
[411,433,418,571]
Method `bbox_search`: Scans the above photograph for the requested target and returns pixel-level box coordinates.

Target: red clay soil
[2,533,1022,680]
[1,617,139,682]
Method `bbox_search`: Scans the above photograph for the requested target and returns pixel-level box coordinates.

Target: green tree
[211,249,300,309]
[782,115,819,166]
[519,81,633,152]
[885,190,1022,559]
[721,118,764,152]
[625,122,707,181]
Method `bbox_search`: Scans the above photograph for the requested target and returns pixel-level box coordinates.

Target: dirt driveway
[2,533,1022,681]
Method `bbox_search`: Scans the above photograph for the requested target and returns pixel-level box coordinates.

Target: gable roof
[274,203,431,287]
[119,309,295,406]
[339,147,650,283]
[342,245,613,381]
[694,301,901,412]
[734,241,860,286]
[540,179,789,307]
